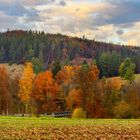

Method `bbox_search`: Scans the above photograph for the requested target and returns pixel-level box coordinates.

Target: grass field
[0,117,140,139]
[135,74,140,83]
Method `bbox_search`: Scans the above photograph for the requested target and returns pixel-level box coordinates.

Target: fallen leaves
[0,123,140,140]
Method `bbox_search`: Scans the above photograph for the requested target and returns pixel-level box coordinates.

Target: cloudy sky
[0,0,140,46]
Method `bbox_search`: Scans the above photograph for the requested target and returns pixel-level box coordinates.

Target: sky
[0,0,140,46]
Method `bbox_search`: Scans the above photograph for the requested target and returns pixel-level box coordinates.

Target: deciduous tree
[18,62,34,114]
[0,65,10,115]
[73,64,99,115]
[33,71,59,114]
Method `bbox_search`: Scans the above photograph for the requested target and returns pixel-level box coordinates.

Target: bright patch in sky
[0,0,140,46]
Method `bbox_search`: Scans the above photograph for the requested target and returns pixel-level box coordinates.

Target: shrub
[113,101,131,118]
[8,61,13,66]
[72,108,86,118]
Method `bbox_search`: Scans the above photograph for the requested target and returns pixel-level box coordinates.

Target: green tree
[26,46,34,61]
[119,58,136,83]
[52,61,61,77]
[0,46,5,62]
[110,52,121,76]
[98,52,121,77]
[31,57,43,74]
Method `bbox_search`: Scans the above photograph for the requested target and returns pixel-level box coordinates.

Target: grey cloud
[48,16,76,32]
[0,12,29,31]
[72,0,140,31]
[99,0,140,25]
[59,1,67,6]
[75,8,80,12]
[22,0,55,6]
[0,2,39,17]
[118,23,134,28]
[116,30,124,35]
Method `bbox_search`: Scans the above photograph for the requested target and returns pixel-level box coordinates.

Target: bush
[72,108,86,118]
[8,61,13,66]
[113,101,131,118]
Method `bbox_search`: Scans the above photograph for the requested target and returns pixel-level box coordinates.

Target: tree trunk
[25,103,28,114]
[6,102,8,116]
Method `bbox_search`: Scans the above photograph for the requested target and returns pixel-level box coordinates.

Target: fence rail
[1,111,71,118]
[51,111,71,117]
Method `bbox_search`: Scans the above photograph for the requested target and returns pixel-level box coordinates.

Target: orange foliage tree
[32,71,59,114]
[69,64,100,117]
[56,66,74,85]
[18,62,34,114]
[56,66,75,110]
[66,89,82,111]
[0,65,10,115]
[123,83,140,118]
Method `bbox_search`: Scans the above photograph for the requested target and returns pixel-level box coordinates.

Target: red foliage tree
[32,71,59,114]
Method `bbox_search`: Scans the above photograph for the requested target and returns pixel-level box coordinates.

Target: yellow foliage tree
[72,108,86,118]
[18,62,34,114]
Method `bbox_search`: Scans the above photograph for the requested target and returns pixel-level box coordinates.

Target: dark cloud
[59,1,67,6]
[116,30,123,35]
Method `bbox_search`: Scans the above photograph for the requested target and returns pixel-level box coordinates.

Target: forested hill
[0,30,140,77]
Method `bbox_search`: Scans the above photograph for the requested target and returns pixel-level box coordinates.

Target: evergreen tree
[31,57,43,74]
[98,52,121,77]
[0,46,5,62]
[52,61,61,77]
[119,58,136,83]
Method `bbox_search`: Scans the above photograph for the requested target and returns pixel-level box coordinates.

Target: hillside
[0,30,140,77]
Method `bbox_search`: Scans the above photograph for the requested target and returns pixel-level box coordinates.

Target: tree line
[0,58,139,118]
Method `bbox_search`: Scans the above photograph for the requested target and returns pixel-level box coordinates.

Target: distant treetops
[0,30,139,77]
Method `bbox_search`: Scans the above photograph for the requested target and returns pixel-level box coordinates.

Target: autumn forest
[0,30,140,118]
